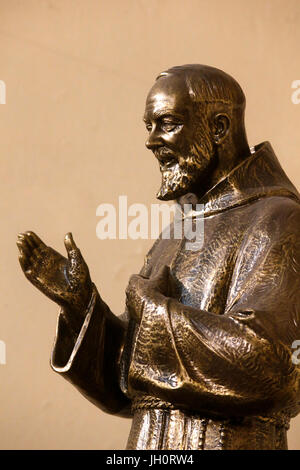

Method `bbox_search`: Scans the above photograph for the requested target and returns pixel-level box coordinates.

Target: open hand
[17,231,93,316]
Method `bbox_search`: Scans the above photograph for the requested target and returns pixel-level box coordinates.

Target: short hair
[156,64,245,113]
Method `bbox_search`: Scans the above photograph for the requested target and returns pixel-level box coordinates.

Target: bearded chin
[156,141,214,201]
[156,163,197,201]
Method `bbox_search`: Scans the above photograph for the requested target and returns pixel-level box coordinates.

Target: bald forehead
[144,74,192,121]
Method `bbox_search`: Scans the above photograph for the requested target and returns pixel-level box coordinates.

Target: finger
[24,231,46,249]
[17,244,30,272]
[64,232,79,259]
[22,232,36,249]
[17,233,30,250]
[16,239,31,258]
[17,233,28,245]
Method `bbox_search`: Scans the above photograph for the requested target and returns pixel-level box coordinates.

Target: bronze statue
[17,65,300,450]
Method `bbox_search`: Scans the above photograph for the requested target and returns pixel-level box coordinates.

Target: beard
[156,145,213,201]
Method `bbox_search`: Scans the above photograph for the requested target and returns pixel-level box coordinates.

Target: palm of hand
[17,231,92,313]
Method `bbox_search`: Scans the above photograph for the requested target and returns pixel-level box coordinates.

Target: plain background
[1,0,300,450]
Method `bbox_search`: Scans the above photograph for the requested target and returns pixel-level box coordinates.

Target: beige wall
[1,0,300,449]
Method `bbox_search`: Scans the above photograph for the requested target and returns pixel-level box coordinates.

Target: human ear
[213,113,230,144]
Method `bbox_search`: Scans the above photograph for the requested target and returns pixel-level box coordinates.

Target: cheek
[162,133,180,147]
[193,126,213,158]
[167,131,191,152]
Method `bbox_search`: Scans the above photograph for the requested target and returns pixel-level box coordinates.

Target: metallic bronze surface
[17,65,300,450]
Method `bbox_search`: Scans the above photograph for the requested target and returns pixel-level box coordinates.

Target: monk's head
[143,64,248,200]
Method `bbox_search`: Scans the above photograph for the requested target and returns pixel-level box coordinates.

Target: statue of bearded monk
[18,65,300,450]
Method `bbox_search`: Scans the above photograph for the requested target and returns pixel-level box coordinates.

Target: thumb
[64,232,79,259]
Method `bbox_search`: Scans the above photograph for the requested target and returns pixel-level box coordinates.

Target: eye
[162,123,177,132]
[161,120,183,133]
[145,122,152,132]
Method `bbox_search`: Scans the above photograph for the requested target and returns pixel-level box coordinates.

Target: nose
[145,128,164,150]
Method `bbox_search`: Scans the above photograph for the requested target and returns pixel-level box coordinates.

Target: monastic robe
[51,142,300,450]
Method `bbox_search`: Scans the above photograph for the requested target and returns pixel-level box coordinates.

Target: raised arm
[17,231,131,416]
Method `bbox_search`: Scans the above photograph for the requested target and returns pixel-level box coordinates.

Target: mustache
[154,147,177,166]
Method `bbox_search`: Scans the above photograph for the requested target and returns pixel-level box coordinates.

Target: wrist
[62,284,94,337]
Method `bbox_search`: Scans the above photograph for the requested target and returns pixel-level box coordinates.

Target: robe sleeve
[50,284,132,417]
[130,202,300,417]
